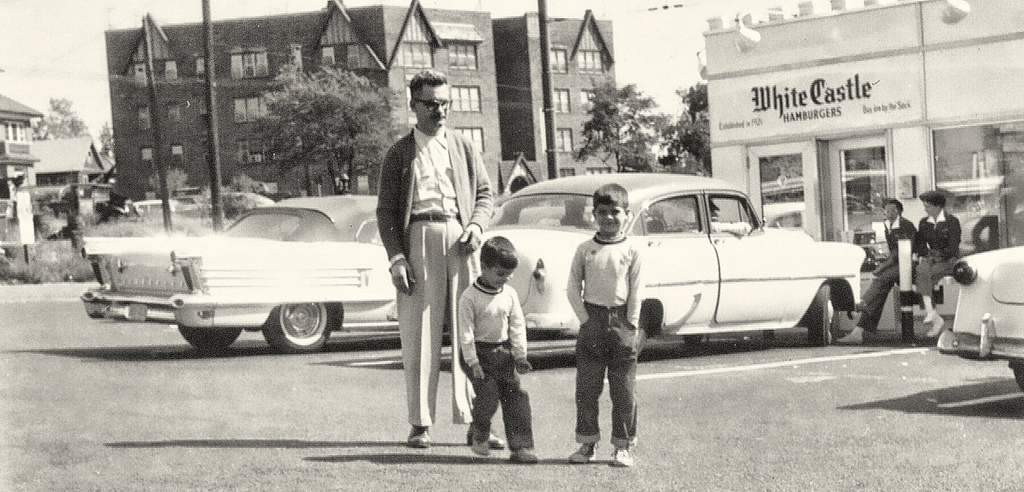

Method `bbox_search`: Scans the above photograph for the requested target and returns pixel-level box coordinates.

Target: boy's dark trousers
[574,302,643,448]
[467,341,534,451]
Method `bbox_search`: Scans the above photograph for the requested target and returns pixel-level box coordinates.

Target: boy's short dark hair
[408,69,448,95]
[480,236,518,269]
[919,190,946,208]
[593,183,629,209]
[884,198,904,214]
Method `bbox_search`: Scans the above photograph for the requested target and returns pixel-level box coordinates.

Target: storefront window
[933,122,1024,254]
[760,154,804,229]
[841,146,887,238]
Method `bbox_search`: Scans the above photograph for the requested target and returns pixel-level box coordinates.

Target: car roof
[511,173,744,204]
[276,194,378,225]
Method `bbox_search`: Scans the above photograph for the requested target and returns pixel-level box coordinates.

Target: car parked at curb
[80,194,397,354]
[485,173,865,345]
[937,246,1024,391]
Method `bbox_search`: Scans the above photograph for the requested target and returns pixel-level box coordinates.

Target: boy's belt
[410,212,459,222]
[584,302,628,322]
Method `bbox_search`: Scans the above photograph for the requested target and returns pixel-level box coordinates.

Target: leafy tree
[660,83,711,176]
[32,98,90,140]
[254,68,396,195]
[99,123,114,155]
[576,80,666,173]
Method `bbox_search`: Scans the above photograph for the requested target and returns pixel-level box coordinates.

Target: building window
[166,103,182,124]
[579,50,604,73]
[346,44,374,69]
[164,60,177,80]
[138,106,151,130]
[4,122,27,142]
[141,147,153,161]
[550,49,568,73]
[237,139,266,164]
[233,97,266,123]
[556,128,573,153]
[580,89,596,109]
[455,127,484,152]
[133,63,147,84]
[195,57,205,75]
[934,122,1024,252]
[290,44,303,70]
[170,144,185,167]
[586,167,612,174]
[230,51,269,78]
[759,154,805,229]
[554,89,571,113]
[449,44,477,70]
[321,46,336,66]
[451,86,481,112]
[559,168,576,177]
[398,43,432,68]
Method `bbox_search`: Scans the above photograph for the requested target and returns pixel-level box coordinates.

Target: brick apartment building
[104,0,615,200]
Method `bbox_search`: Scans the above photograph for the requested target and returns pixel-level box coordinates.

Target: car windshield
[491,194,596,230]
[224,211,341,242]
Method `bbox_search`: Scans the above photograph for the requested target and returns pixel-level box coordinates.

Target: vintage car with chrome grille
[485,173,865,345]
[81,194,397,353]
[937,246,1024,391]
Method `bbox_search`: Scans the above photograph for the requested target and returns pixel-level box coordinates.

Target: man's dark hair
[408,69,448,95]
[480,236,518,269]
[919,190,946,208]
[884,198,904,214]
[593,183,629,209]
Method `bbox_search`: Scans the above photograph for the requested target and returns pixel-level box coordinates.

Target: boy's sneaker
[509,448,539,464]
[611,447,634,467]
[568,443,597,464]
[470,439,490,457]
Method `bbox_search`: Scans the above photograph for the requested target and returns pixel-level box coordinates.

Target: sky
[0,0,782,140]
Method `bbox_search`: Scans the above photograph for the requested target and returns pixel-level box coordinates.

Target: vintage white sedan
[937,246,1024,391]
[486,173,865,345]
[81,195,397,353]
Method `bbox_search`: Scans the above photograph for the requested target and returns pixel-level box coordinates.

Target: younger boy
[566,183,644,468]
[458,236,538,464]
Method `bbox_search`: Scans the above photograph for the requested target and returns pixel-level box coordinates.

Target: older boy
[566,183,644,467]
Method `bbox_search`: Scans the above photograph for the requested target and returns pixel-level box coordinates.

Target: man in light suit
[376,69,500,449]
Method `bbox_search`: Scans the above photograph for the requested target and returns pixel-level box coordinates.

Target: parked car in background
[485,174,865,345]
[938,246,1024,391]
[81,194,396,354]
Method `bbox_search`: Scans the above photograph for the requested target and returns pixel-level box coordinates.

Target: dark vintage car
[484,173,865,345]
[81,194,396,353]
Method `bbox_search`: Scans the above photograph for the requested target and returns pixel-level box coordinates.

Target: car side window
[708,195,758,233]
[642,196,703,234]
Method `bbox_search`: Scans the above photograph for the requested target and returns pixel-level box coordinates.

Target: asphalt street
[2,283,1023,491]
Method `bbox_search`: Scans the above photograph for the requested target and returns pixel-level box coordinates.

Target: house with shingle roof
[30,137,112,187]
[0,94,44,199]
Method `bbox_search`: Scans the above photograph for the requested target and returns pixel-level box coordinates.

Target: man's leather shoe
[408,426,431,449]
[466,428,506,450]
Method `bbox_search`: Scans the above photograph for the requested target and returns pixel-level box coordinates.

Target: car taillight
[951,260,976,285]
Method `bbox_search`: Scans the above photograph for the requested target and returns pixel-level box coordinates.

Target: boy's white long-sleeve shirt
[566,235,644,327]
[457,281,527,367]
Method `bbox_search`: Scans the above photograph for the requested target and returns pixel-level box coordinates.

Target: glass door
[828,136,889,247]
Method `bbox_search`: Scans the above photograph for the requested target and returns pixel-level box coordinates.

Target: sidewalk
[0,282,90,302]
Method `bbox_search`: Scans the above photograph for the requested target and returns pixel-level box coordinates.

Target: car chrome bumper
[524,312,580,334]
[81,289,269,328]
[938,314,1024,360]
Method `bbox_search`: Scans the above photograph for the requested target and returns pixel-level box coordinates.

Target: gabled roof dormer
[387,0,442,70]
[320,0,386,70]
[122,14,172,77]
[570,10,614,66]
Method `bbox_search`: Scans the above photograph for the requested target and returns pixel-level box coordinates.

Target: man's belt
[410,212,459,222]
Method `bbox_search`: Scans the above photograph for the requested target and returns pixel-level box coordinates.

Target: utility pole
[202,0,225,231]
[538,0,558,180]
[143,14,172,232]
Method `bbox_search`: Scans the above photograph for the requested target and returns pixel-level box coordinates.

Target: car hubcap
[280,303,325,344]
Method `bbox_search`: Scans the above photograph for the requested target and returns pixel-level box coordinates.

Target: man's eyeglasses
[414,98,450,110]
